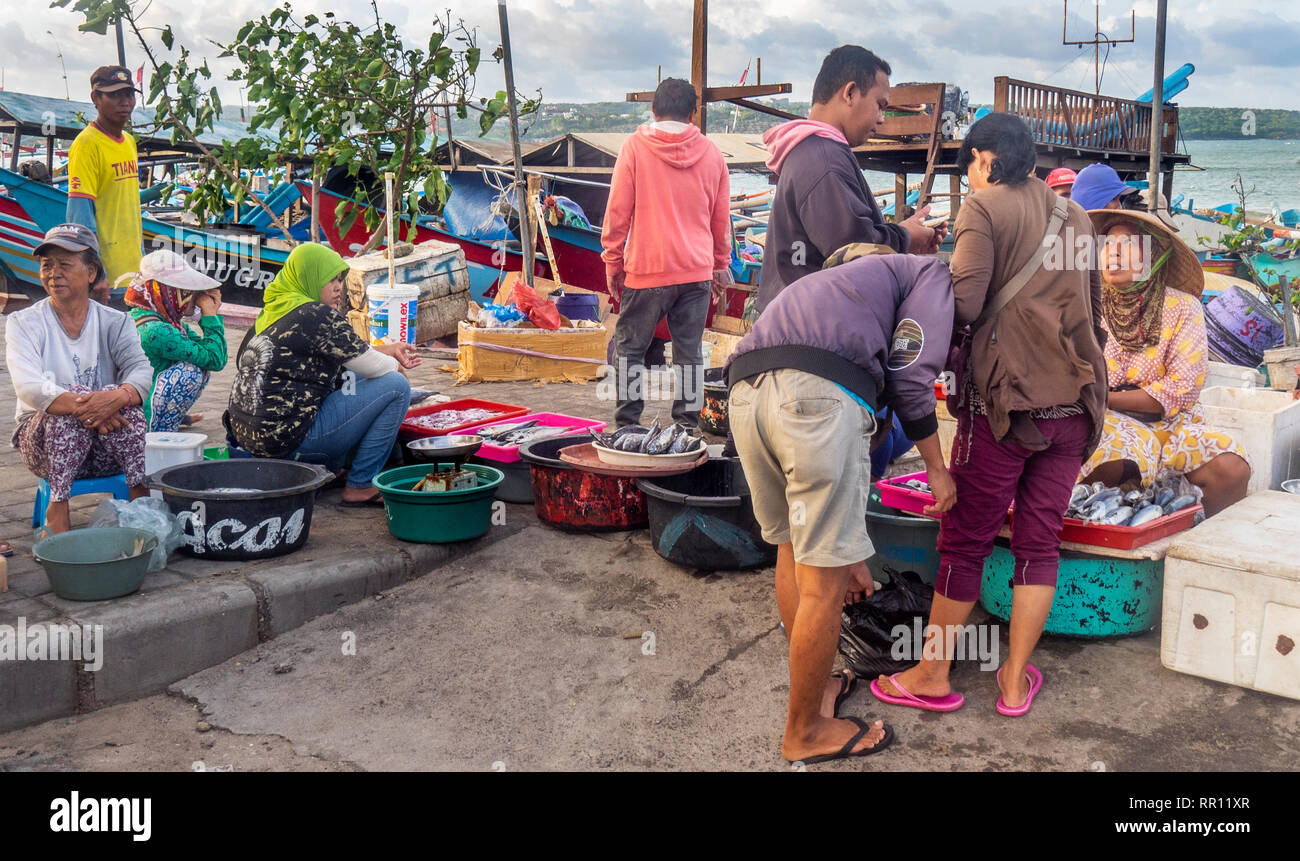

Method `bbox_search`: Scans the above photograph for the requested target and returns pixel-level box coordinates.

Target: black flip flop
[832,669,857,718]
[799,718,896,765]
[339,494,385,508]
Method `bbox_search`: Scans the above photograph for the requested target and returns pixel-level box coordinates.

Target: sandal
[831,669,857,718]
[995,664,1043,717]
[869,673,965,712]
[799,717,896,764]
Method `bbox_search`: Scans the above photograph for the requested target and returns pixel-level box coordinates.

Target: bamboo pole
[384,171,396,288]
[310,163,321,243]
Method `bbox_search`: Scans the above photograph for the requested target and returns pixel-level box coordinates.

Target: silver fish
[1082,488,1121,509]
[1123,489,1146,505]
[646,425,679,454]
[617,433,647,451]
[1091,481,1106,495]
[669,430,700,454]
[1103,506,1135,526]
[1154,488,1175,508]
[639,419,662,453]
[1069,484,1091,507]
[1128,504,1165,527]
[1164,494,1197,515]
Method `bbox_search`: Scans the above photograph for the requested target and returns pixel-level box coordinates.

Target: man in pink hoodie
[601,78,733,428]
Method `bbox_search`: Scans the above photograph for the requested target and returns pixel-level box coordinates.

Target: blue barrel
[554,292,600,322]
[1204,285,1284,367]
[980,545,1163,637]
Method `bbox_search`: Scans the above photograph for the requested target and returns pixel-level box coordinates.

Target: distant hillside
[453,99,806,142]
[1177,107,1300,140]
[453,101,1299,143]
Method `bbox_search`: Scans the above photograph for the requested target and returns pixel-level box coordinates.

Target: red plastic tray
[1018,504,1203,550]
[461,412,607,464]
[399,398,529,440]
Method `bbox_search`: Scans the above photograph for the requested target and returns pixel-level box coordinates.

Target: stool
[32,474,131,527]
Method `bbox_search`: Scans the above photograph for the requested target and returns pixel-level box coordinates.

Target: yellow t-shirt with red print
[67,123,142,289]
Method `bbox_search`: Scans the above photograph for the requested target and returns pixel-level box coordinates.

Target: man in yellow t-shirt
[67,66,143,303]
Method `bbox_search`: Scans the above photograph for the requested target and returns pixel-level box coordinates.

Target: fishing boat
[0,166,287,307]
[291,179,552,304]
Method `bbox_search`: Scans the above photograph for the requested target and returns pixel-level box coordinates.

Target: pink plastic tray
[875,472,939,517]
[461,412,607,464]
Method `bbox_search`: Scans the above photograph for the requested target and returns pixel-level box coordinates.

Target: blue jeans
[291,371,411,488]
[870,414,914,480]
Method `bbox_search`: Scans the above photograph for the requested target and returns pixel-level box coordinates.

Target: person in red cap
[66,66,143,304]
[1045,167,1077,199]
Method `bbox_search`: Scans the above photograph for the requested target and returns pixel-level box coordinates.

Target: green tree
[52,0,540,249]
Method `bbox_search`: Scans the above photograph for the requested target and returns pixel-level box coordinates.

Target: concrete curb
[0,520,525,732]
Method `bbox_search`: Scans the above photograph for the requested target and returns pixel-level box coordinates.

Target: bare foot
[340,487,381,504]
[783,715,888,762]
[998,664,1030,709]
[44,501,72,534]
[875,664,952,700]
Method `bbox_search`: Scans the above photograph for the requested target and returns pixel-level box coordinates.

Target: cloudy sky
[6,0,1299,110]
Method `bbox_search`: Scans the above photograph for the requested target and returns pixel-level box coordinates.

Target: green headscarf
[254,243,350,334]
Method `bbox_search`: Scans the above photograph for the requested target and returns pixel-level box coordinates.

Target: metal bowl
[406,434,484,465]
[1283,479,1300,495]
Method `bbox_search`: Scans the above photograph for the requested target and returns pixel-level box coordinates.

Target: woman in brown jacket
[872,113,1108,716]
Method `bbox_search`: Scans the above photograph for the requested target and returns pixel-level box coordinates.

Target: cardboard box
[456,321,607,383]
[346,240,471,344]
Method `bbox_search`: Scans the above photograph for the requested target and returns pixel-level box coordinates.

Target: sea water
[728,138,1300,213]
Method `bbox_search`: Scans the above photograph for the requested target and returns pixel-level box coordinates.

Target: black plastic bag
[838,567,933,678]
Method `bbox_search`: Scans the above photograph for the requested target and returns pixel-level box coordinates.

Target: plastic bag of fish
[591,420,705,455]
[1065,470,1204,528]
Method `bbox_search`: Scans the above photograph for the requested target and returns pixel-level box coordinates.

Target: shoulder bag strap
[972,195,1070,331]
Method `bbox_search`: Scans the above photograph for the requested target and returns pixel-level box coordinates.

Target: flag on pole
[136,65,143,85]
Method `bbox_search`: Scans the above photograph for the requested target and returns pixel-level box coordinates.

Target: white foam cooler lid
[145,432,208,449]
[1167,491,1300,581]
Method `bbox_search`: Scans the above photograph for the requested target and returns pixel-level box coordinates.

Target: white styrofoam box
[145,432,207,499]
[1162,491,1300,700]
[1262,345,1300,392]
[1205,360,1263,390]
[1197,386,1300,493]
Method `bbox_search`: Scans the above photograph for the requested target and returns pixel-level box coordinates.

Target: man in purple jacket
[757,46,944,314]
[725,246,956,764]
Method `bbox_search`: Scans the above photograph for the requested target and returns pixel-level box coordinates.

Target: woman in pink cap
[124,249,228,432]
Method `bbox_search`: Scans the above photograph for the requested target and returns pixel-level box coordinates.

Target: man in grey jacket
[756,46,944,314]
[725,245,956,763]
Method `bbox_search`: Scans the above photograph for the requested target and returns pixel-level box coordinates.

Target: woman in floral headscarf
[124,249,228,432]
[1081,210,1251,516]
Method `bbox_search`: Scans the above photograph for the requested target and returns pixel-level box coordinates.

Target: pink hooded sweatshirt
[600,123,732,289]
[761,119,850,174]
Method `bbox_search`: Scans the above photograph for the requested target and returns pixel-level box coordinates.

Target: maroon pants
[15,386,147,503]
[935,410,1090,602]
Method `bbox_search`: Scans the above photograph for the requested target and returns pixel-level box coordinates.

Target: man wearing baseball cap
[1045,167,1076,198]
[66,65,143,303]
[1070,163,1140,212]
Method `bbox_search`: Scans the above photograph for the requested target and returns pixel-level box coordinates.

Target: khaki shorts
[729,368,876,567]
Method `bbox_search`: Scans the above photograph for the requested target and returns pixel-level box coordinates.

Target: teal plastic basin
[865,491,940,585]
[372,464,504,543]
[980,543,1164,637]
[33,527,159,601]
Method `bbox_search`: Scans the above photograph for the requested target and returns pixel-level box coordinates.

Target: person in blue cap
[1070,163,1140,212]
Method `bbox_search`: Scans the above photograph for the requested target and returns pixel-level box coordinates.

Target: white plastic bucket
[145,432,208,499]
[367,284,419,345]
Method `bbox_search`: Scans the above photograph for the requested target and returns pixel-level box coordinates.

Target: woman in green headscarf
[224,243,421,506]
[1080,211,1251,516]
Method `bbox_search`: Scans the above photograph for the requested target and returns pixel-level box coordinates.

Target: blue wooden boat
[0,167,287,307]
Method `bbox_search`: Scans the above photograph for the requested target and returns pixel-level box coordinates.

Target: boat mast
[1147,0,1167,212]
[497,0,534,287]
[1063,0,1134,94]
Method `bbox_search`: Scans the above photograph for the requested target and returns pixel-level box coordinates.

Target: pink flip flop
[869,673,965,712]
[995,663,1044,717]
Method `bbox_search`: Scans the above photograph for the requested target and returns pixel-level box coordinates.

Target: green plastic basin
[33,527,159,601]
[372,464,504,543]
